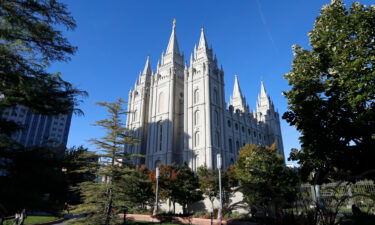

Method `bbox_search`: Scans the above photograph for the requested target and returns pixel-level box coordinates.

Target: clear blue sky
[49,0,371,164]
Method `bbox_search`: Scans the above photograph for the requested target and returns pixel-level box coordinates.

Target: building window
[194,131,200,147]
[158,92,165,113]
[194,110,199,126]
[158,122,163,151]
[254,131,256,137]
[229,138,233,152]
[194,89,199,104]
[235,123,238,130]
[227,120,231,127]
[242,126,245,133]
[213,88,218,104]
[133,110,138,122]
[214,110,219,125]
[216,131,220,147]
[236,141,240,151]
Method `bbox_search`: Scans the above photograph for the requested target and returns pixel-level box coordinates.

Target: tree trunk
[104,188,113,225]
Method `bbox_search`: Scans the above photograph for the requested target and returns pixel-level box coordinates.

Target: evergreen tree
[234,144,299,216]
[0,0,86,138]
[64,146,99,205]
[70,98,136,225]
[283,0,375,182]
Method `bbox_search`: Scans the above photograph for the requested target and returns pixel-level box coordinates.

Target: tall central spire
[198,27,208,50]
[166,18,180,55]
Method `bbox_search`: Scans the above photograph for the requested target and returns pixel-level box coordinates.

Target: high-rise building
[1,104,72,148]
[125,20,284,170]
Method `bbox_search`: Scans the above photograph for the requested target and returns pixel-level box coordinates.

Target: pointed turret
[162,19,183,66]
[194,27,213,61]
[142,56,152,75]
[198,27,209,50]
[229,74,248,113]
[165,19,180,55]
[256,81,274,113]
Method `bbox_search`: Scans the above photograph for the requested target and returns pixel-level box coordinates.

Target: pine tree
[70,98,136,225]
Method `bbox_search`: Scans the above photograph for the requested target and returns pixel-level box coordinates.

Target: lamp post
[153,166,160,216]
[217,154,223,221]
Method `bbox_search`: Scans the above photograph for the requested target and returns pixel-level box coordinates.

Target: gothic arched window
[216,131,220,147]
[194,110,199,126]
[229,138,233,152]
[213,88,218,104]
[133,110,138,122]
[158,122,163,151]
[158,92,165,113]
[194,131,200,147]
[194,89,199,104]
[214,110,219,125]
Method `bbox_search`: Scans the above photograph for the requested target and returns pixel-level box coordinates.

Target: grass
[4,215,59,225]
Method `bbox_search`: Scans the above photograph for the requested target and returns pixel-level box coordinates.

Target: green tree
[70,99,136,225]
[64,146,99,205]
[0,147,67,213]
[197,166,219,211]
[119,165,154,212]
[283,0,375,182]
[173,165,203,214]
[197,166,238,215]
[234,144,299,217]
[150,164,180,213]
[0,0,86,137]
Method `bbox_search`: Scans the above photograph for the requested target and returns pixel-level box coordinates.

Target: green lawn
[4,216,59,225]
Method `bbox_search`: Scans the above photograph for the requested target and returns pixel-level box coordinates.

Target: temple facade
[125,20,284,170]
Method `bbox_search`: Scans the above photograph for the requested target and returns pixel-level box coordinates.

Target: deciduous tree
[234,144,299,216]
[283,0,375,182]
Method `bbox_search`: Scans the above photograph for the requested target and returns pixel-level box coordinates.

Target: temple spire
[257,81,274,113]
[230,74,248,113]
[198,27,208,50]
[260,80,268,98]
[165,18,180,55]
[232,73,243,98]
[142,56,151,75]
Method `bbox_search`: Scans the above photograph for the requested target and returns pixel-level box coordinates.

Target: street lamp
[153,166,160,216]
[217,154,223,221]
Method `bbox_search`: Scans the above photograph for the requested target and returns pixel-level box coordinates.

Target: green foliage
[151,164,202,214]
[0,147,67,214]
[64,146,99,204]
[234,144,299,216]
[70,98,137,225]
[197,166,219,208]
[196,165,238,214]
[118,165,154,210]
[283,0,375,182]
[0,0,87,137]
[172,164,203,214]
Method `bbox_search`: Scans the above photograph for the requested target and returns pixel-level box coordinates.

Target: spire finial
[166,18,180,55]
[172,18,176,30]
